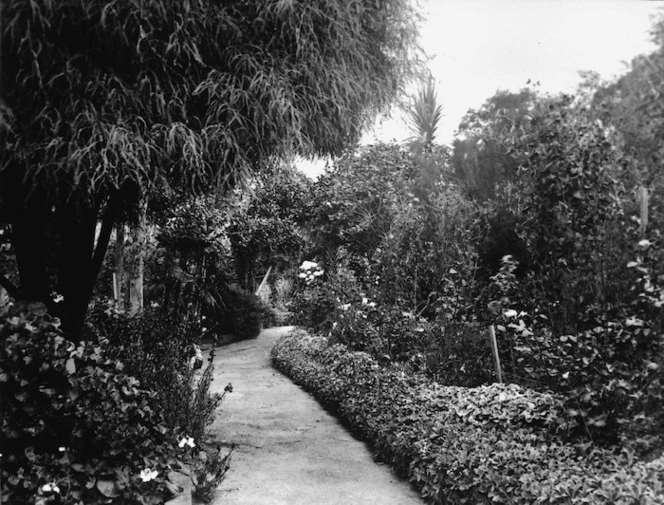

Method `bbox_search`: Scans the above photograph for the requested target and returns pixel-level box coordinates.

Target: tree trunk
[113,224,126,312]
[56,206,97,339]
[129,200,148,316]
[6,181,118,339]
[11,210,52,304]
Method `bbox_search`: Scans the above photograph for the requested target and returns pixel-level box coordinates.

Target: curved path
[208,326,425,505]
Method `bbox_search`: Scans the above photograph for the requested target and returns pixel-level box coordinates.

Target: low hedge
[271,329,664,505]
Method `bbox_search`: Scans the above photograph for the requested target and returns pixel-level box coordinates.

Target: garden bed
[272,329,664,505]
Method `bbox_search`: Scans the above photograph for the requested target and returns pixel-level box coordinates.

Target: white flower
[139,468,159,482]
[504,309,518,318]
[58,446,66,453]
[313,270,324,277]
[178,436,195,448]
[367,302,376,308]
[41,482,61,494]
[361,297,368,305]
[298,272,307,279]
[300,260,318,271]
[339,303,351,311]
[51,292,64,304]
[638,239,652,249]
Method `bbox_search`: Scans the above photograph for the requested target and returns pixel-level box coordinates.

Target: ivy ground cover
[271,329,664,505]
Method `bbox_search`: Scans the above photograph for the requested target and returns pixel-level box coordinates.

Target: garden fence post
[489,325,503,383]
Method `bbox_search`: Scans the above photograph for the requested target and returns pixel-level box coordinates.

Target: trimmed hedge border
[271,329,664,505]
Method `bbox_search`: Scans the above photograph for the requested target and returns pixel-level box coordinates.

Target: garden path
[207,326,425,505]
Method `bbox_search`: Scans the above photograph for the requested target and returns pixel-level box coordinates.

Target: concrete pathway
[208,326,425,505]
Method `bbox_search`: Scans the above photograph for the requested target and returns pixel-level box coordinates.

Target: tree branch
[89,197,117,294]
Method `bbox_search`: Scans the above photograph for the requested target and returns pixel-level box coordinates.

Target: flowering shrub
[289,258,362,333]
[298,260,324,285]
[272,329,664,505]
[1,303,184,504]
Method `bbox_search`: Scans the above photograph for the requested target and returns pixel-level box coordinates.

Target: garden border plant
[1,302,184,504]
[272,329,664,505]
[2,301,234,504]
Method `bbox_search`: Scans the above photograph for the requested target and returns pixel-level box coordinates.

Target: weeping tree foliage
[0,0,422,337]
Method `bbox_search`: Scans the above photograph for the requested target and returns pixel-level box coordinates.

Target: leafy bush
[86,305,221,442]
[1,303,185,505]
[216,285,264,342]
[272,330,664,505]
[450,95,664,450]
[489,240,664,449]
[289,256,359,334]
[290,251,496,386]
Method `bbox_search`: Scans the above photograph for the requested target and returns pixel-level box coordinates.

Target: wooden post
[640,186,649,236]
[489,325,503,383]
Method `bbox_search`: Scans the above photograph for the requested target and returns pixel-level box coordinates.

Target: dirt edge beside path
[207,326,425,505]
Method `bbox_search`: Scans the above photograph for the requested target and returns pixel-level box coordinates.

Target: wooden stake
[256,266,273,296]
[640,186,649,236]
[489,325,503,383]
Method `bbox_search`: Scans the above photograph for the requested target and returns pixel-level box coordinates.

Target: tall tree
[0,0,421,337]
[452,88,538,202]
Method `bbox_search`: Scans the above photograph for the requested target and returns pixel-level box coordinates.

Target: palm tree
[407,78,444,154]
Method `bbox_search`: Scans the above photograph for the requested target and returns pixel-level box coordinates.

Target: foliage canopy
[1,0,421,203]
[0,0,422,336]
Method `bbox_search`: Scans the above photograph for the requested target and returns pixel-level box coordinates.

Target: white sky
[300,0,663,177]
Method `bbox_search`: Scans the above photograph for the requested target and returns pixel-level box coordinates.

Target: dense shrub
[293,95,664,455]
[216,285,264,342]
[327,298,495,386]
[86,305,221,442]
[489,239,664,449]
[288,257,358,334]
[289,255,494,386]
[272,330,664,505]
[1,303,185,505]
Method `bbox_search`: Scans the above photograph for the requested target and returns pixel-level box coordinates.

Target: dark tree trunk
[10,210,52,304]
[113,224,125,311]
[55,205,97,339]
[6,193,117,340]
[55,198,116,339]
